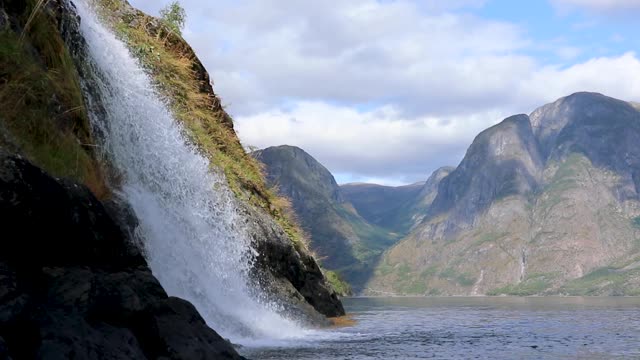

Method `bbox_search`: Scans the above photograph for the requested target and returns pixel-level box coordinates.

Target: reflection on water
[242,297,640,359]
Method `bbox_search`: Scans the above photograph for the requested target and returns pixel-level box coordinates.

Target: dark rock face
[428,93,640,235]
[254,145,344,207]
[242,204,345,319]
[415,167,455,208]
[531,92,640,199]
[0,152,244,359]
[428,114,543,237]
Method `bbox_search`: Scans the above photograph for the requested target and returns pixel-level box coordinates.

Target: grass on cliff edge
[324,270,353,296]
[0,1,108,198]
[93,0,309,249]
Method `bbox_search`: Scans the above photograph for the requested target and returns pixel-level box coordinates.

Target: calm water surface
[242,297,640,359]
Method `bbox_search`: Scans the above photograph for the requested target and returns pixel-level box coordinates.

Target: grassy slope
[94,0,309,248]
[0,0,108,197]
[93,0,356,296]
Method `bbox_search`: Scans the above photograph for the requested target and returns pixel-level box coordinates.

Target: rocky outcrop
[242,204,344,320]
[426,114,544,238]
[408,167,455,226]
[0,152,244,359]
[531,92,640,200]
[368,93,640,296]
[97,0,234,130]
[255,146,344,205]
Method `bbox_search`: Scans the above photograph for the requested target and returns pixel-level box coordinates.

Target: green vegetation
[632,216,640,229]
[535,153,590,214]
[542,153,585,195]
[419,266,438,278]
[488,273,553,296]
[159,1,186,35]
[375,259,395,277]
[394,279,427,295]
[439,268,475,286]
[95,0,308,248]
[385,263,428,294]
[324,270,352,296]
[0,0,108,198]
[396,263,411,279]
[335,204,400,260]
[560,267,640,296]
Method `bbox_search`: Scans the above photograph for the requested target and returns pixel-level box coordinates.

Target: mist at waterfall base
[72,0,324,345]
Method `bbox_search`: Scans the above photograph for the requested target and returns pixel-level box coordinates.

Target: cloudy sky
[129,0,640,185]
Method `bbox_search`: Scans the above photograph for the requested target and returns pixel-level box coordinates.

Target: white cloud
[130,0,530,116]
[551,0,640,13]
[237,52,640,183]
[236,102,505,183]
[522,52,640,104]
[127,0,640,185]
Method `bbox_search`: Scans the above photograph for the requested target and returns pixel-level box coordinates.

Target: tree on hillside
[160,1,186,36]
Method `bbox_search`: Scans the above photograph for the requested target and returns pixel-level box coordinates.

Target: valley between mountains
[256,92,640,296]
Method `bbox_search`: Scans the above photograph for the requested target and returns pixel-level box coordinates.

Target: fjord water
[244,297,640,359]
[72,0,306,343]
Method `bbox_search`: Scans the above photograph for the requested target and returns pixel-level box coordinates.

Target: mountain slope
[340,167,455,235]
[340,182,424,234]
[368,92,640,296]
[254,145,402,290]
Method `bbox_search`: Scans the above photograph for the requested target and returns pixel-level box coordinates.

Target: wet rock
[0,337,9,360]
[131,297,245,360]
[0,152,244,359]
[0,154,144,269]
[0,8,8,31]
[243,204,345,320]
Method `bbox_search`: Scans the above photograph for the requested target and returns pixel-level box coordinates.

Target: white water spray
[72,0,309,344]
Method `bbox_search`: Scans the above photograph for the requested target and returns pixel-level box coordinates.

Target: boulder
[0,152,244,359]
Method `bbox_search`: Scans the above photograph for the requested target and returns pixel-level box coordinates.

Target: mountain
[340,182,424,234]
[254,146,405,290]
[341,166,455,234]
[368,92,640,296]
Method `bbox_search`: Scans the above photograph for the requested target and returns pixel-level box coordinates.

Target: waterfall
[71,0,305,344]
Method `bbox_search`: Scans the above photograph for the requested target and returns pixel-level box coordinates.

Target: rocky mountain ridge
[257,92,640,297]
[369,92,640,296]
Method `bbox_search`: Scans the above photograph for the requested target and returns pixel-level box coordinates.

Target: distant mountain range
[256,92,640,296]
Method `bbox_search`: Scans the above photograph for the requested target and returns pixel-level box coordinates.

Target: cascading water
[71,0,309,344]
